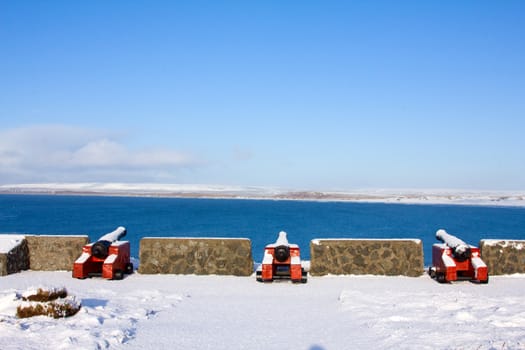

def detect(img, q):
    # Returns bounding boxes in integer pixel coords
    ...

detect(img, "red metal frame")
[431,243,488,283]
[73,241,131,280]
[260,245,304,282]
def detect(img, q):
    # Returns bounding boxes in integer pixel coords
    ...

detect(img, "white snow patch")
[110,241,129,247]
[1,272,525,349]
[0,273,183,350]
[98,227,126,243]
[312,238,422,242]
[20,286,66,299]
[144,236,249,240]
[482,240,525,250]
[0,235,25,254]
[338,278,525,349]
[275,231,289,245]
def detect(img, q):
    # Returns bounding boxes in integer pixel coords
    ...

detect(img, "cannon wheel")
[125,263,133,274]
[301,268,307,283]
[436,272,447,283]
[428,266,436,279]
[292,268,308,284]
[113,270,124,280]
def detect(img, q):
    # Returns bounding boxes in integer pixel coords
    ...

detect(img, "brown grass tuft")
[21,287,68,302]
[16,298,81,318]
[16,287,81,318]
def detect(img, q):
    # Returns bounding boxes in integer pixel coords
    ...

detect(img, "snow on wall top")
[142,237,251,241]
[0,235,26,254]
[311,238,422,245]
[482,239,525,250]
[25,235,87,238]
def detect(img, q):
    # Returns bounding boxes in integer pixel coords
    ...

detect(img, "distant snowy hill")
[1,183,524,207]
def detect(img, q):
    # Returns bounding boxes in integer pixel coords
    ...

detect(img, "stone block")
[480,239,525,275]
[139,237,253,276]
[310,238,424,277]
[0,235,29,276]
[25,235,89,271]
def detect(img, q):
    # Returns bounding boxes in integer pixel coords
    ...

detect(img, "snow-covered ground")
[1,270,524,350]
[1,183,525,207]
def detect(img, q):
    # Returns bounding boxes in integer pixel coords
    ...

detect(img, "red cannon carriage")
[429,229,488,283]
[73,226,133,280]
[256,231,307,283]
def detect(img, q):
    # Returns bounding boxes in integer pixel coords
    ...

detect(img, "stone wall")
[0,236,30,276]
[480,239,525,275]
[139,237,253,276]
[310,239,424,277]
[25,235,89,271]
[2,234,522,276]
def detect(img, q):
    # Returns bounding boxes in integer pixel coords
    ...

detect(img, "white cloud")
[0,125,199,183]
[70,139,129,167]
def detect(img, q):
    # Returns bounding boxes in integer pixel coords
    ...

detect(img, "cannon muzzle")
[436,229,471,261]
[91,226,127,259]
[273,231,291,262]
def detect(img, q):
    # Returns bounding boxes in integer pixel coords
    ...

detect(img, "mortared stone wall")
[25,235,89,271]
[310,238,424,277]
[138,237,254,276]
[480,239,525,275]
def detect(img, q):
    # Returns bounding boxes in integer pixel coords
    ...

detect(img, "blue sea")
[1,194,524,266]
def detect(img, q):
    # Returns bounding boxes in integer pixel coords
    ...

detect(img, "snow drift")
[1,271,524,349]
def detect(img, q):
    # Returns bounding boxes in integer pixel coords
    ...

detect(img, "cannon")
[73,226,133,280]
[429,229,488,283]
[256,231,307,283]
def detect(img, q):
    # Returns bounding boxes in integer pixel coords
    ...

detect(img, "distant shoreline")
[1,183,524,207]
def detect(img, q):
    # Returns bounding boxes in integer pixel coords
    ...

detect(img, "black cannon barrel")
[436,229,471,261]
[273,231,291,262]
[91,226,127,259]
[91,240,111,259]
[98,226,127,242]
[274,245,290,262]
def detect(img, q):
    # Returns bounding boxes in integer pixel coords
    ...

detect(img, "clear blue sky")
[1,1,524,190]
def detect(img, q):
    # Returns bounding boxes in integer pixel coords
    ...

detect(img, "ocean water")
[1,194,524,266]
